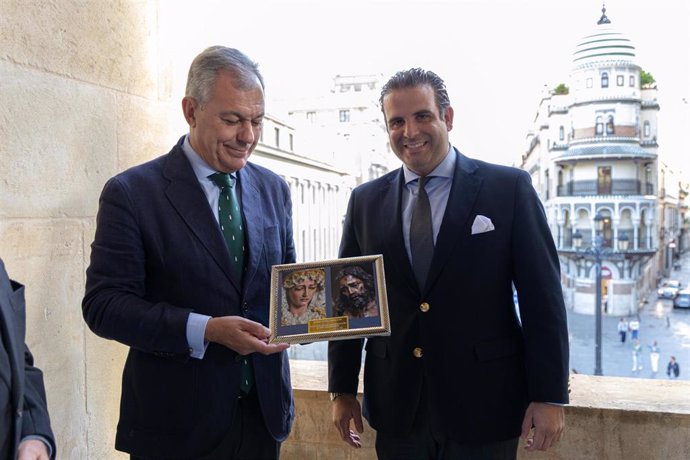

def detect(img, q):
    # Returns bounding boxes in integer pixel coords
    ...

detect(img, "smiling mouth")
[404,140,427,149]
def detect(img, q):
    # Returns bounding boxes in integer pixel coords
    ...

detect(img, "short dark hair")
[335,265,375,294]
[185,46,264,105]
[379,68,450,117]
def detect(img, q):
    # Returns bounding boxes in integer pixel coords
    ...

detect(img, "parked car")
[658,280,682,299]
[674,289,690,309]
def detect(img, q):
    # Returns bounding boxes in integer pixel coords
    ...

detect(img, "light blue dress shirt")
[401,144,456,263]
[181,135,240,359]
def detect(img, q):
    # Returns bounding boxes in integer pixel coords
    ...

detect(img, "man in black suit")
[328,68,569,459]
[1,257,55,460]
[83,46,294,459]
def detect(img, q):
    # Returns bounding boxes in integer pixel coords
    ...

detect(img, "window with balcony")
[629,75,635,87]
[606,115,614,135]
[274,127,280,148]
[339,110,350,123]
[601,72,609,88]
[643,120,651,138]
[595,116,604,135]
[559,126,564,141]
[598,166,612,195]
[617,75,624,86]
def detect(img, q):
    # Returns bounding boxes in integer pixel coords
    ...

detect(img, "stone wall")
[286,361,690,460]
[1,1,179,457]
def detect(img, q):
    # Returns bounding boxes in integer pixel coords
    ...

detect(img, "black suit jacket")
[83,138,295,458]
[328,149,569,444]
[0,258,56,459]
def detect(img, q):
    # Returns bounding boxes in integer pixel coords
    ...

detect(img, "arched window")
[559,126,564,141]
[601,72,609,88]
[595,116,604,135]
[643,120,651,138]
[606,115,614,135]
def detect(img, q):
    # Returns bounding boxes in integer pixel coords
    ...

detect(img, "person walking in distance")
[631,339,643,373]
[617,317,628,344]
[648,340,661,376]
[667,356,680,379]
[629,317,640,340]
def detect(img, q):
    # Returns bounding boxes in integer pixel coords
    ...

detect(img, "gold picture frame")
[269,255,390,344]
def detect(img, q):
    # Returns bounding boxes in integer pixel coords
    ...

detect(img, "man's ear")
[444,106,454,131]
[182,97,198,128]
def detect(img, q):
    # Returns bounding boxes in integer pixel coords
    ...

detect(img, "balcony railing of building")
[557,180,654,197]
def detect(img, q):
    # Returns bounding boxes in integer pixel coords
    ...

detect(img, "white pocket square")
[471,215,495,235]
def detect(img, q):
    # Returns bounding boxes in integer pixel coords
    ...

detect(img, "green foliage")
[640,70,656,88]
[554,83,569,95]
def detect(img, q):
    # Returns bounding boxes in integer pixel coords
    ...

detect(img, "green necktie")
[209,172,253,393]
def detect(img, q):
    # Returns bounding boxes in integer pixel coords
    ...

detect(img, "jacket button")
[420,302,430,312]
[413,347,423,358]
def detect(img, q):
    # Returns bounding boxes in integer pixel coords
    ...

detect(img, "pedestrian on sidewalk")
[667,356,680,379]
[648,341,661,376]
[631,339,643,373]
[629,318,640,340]
[617,317,628,343]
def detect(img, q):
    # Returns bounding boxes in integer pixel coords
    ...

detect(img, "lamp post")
[573,212,607,376]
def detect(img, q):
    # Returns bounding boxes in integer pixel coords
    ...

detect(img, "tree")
[554,83,569,95]
[640,70,656,88]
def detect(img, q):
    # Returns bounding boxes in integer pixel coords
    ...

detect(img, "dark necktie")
[209,172,253,393]
[209,173,245,281]
[410,176,434,290]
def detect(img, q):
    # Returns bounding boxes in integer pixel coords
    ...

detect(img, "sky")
[163,0,689,169]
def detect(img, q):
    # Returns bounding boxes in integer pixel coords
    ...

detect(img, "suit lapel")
[425,149,482,293]
[163,146,240,292]
[384,169,419,295]
[237,166,264,295]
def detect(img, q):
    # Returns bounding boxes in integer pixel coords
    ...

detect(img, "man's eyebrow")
[218,110,265,120]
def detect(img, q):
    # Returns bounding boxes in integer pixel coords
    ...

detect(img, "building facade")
[285,74,400,185]
[251,114,355,263]
[521,8,660,316]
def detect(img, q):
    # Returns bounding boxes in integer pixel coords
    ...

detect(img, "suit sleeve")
[328,190,365,395]
[82,177,191,356]
[21,345,56,459]
[511,172,569,404]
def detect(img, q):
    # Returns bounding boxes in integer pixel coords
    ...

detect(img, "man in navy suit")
[83,46,294,459]
[1,257,55,460]
[328,68,569,459]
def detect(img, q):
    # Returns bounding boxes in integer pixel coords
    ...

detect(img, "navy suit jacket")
[328,149,569,444]
[0,258,55,459]
[83,138,295,458]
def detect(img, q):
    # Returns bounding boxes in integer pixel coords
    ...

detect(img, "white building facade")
[251,114,355,262]
[286,74,400,185]
[521,8,660,316]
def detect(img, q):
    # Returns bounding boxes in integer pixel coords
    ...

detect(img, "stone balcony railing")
[284,360,690,460]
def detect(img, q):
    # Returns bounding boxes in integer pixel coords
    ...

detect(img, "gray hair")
[379,68,450,117]
[185,46,264,105]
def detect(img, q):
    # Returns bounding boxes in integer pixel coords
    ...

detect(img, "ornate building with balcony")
[521,7,659,316]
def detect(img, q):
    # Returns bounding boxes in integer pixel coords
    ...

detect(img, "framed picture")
[269,255,390,344]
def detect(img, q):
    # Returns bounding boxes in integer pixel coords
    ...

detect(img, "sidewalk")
[567,249,690,380]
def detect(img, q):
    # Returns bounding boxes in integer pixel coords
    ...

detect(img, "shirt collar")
[181,135,237,181]
[403,144,456,185]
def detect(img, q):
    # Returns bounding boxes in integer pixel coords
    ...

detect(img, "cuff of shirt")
[187,312,211,359]
[20,435,53,459]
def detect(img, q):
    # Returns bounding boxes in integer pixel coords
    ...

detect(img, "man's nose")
[403,120,419,138]
[237,121,255,145]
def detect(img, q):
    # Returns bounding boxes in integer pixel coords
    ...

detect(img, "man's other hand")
[18,439,50,460]
[205,316,289,355]
[521,402,565,452]
[332,394,364,448]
